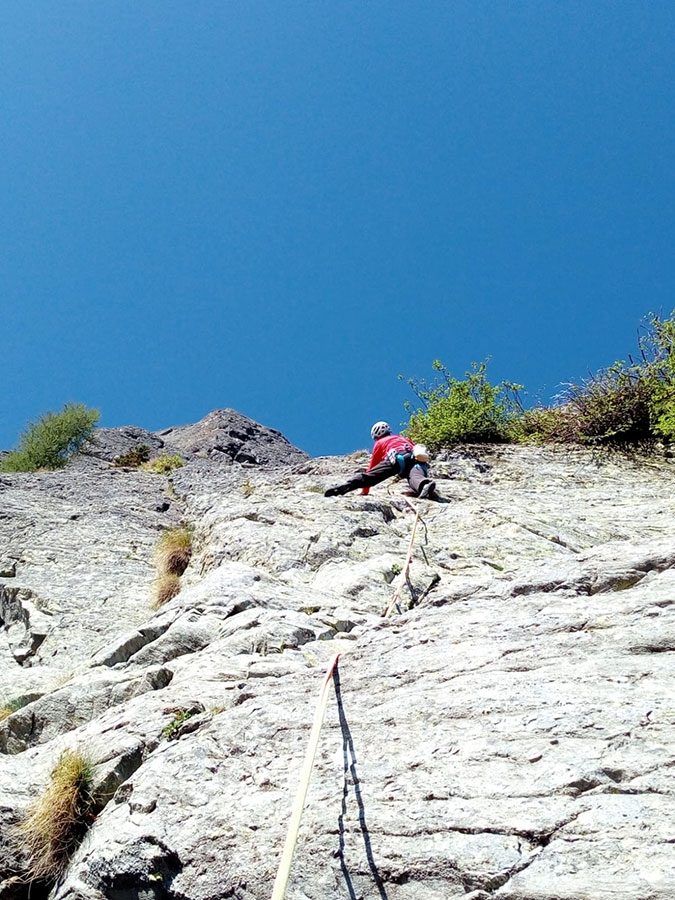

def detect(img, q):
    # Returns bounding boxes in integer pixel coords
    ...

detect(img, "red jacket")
[362,434,414,494]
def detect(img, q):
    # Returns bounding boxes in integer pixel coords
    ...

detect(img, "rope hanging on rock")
[272,497,426,895]
[383,500,422,618]
[270,652,341,900]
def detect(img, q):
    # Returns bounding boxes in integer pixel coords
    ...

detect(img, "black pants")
[340,456,429,495]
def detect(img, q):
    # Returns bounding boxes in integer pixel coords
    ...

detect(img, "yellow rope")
[270,652,341,900]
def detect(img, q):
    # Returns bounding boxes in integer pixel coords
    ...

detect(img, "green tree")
[1,403,100,472]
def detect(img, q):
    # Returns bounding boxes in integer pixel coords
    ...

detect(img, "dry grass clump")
[142,454,184,474]
[154,572,181,608]
[152,525,194,607]
[113,444,151,468]
[156,526,193,576]
[16,750,94,882]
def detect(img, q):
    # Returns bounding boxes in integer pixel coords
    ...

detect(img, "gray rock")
[0,561,16,578]
[154,408,309,467]
[1,440,675,900]
[82,425,174,464]
[0,665,172,753]
[0,464,182,700]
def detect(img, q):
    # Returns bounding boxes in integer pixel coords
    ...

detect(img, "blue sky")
[1,1,674,457]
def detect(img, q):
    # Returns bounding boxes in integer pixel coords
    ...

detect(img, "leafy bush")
[403,313,675,450]
[113,444,151,468]
[402,360,523,450]
[1,404,100,472]
[142,454,184,474]
[156,526,193,577]
[651,385,675,441]
[16,749,94,882]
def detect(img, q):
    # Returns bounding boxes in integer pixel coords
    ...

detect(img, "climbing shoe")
[325,485,347,497]
[418,480,437,500]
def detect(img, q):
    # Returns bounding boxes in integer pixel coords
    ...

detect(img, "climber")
[324,421,439,499]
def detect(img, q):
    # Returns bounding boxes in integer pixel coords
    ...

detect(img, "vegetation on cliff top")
[0,403,99,472]
[3,313,674,466]
[403,311,675,450]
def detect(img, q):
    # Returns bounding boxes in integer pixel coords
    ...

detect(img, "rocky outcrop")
[82,410,308,469]
[82,426,172,464]
[1,424,674,900]
[154,408,309,467]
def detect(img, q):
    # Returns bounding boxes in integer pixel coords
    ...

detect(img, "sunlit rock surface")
[1,423,674,900]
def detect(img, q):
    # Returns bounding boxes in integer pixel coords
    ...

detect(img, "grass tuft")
[156,526,193,577]
[162,708,200,740]
[154,572,181,607]
[142,455,184,474]
[16,750,94,882]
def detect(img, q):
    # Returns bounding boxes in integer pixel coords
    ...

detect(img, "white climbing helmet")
[370,421,392,440]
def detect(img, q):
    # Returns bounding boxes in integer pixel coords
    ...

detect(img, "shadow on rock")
[333,666,389,900]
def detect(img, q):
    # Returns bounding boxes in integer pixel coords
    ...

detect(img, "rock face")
[82,410,309,468]
[82,426,171,464]
[1,423,674,900]
[154,408,310,467]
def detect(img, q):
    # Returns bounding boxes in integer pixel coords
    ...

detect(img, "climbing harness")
[271,652,341,900]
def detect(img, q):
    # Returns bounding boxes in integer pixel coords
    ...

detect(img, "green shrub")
[644,311,675,440]
[651,384,675,441]
[16,749,94,882]
[402,360,523,450]
[1,404,100,472]
[402,312,675,451]
[142,454,184,474]
[113,444,151,468]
